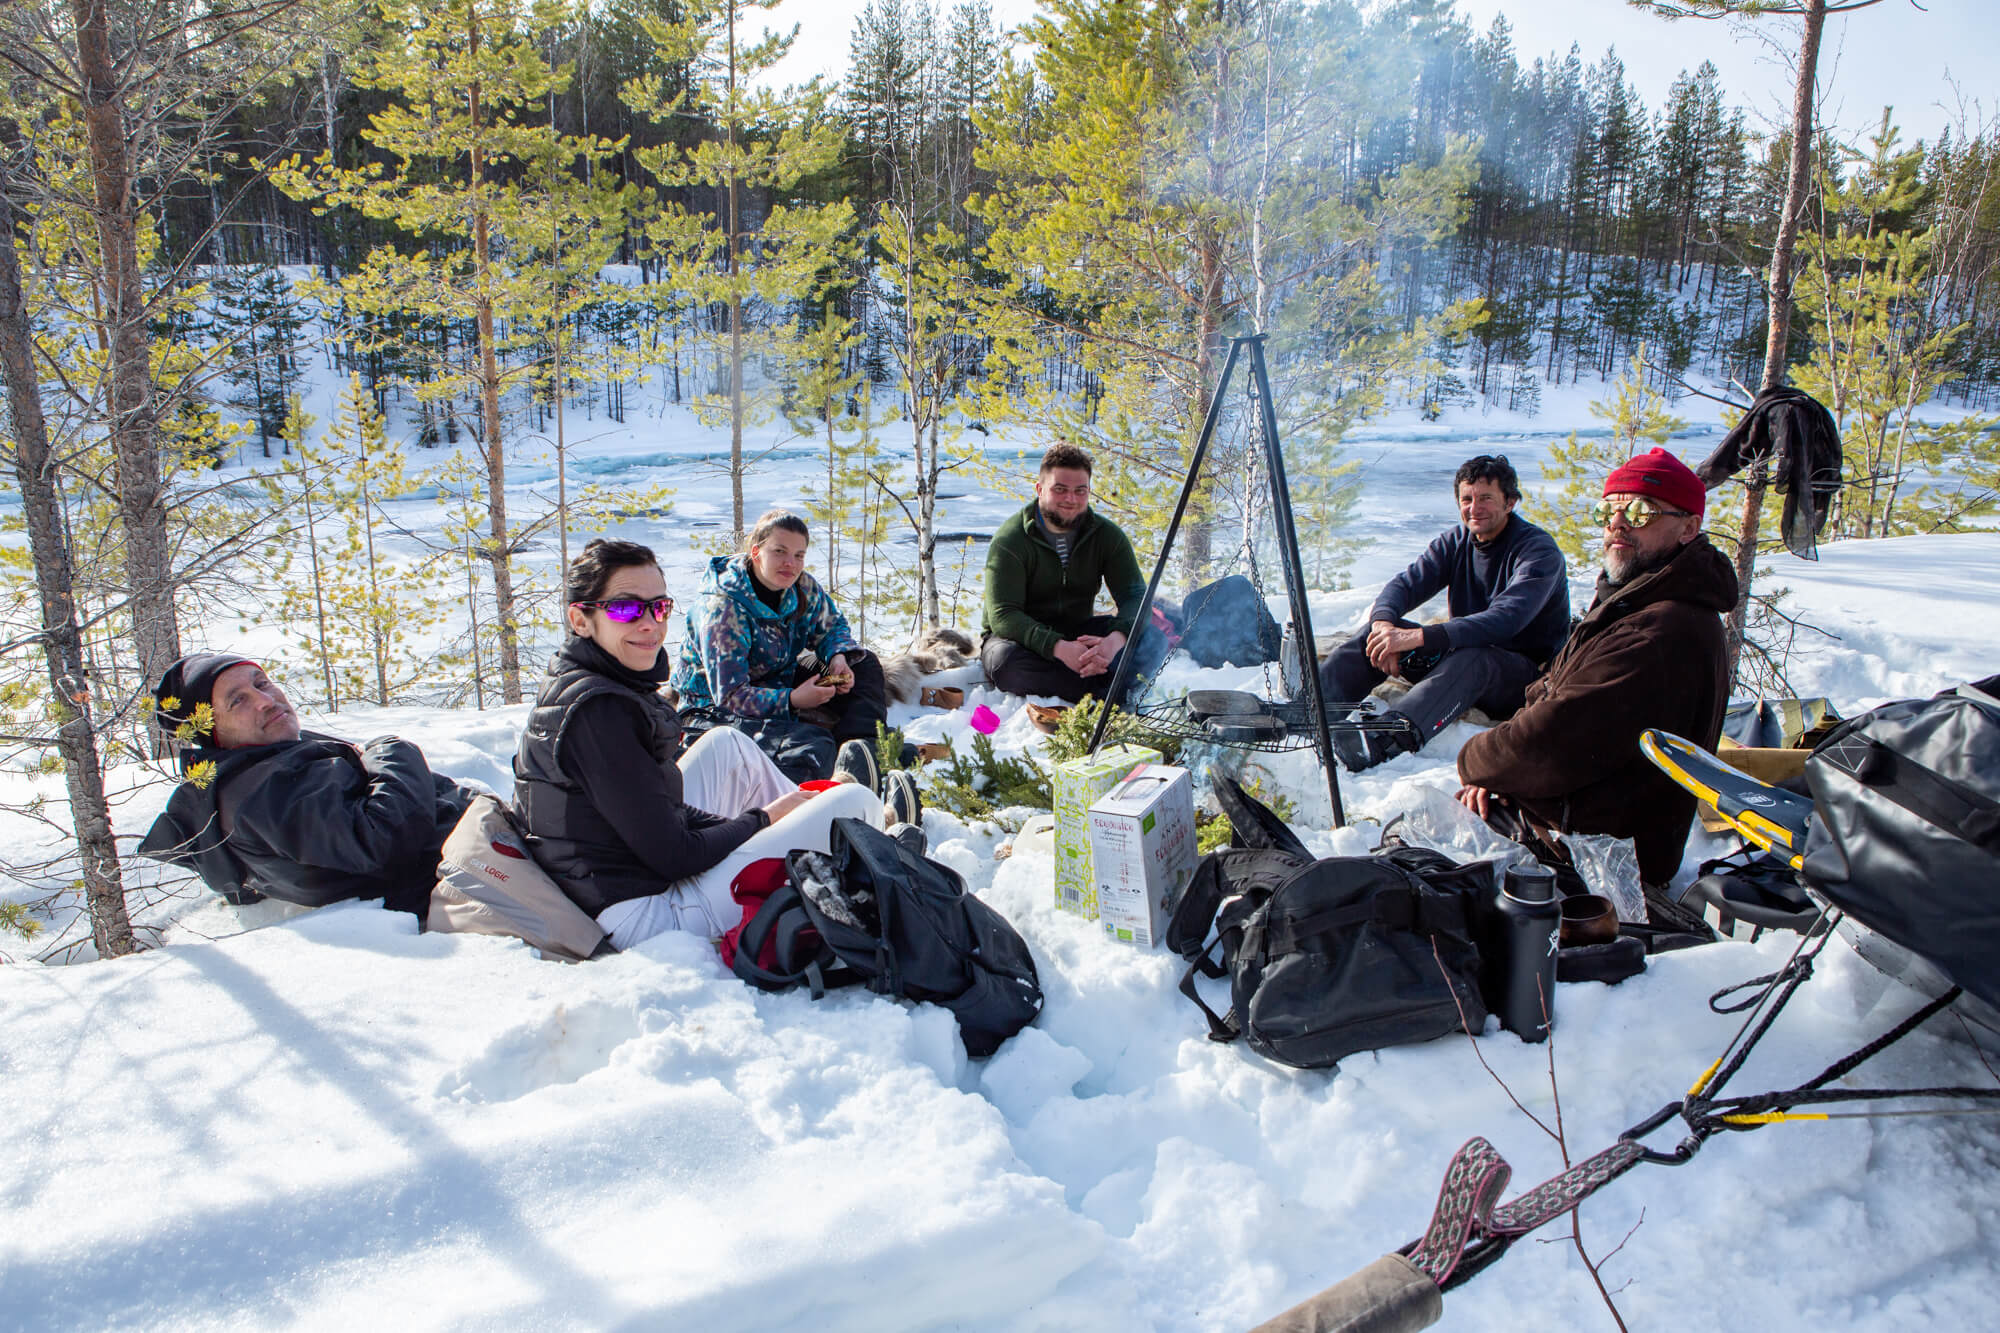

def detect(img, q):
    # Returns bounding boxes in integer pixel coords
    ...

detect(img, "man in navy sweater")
[1321,454,1570,771]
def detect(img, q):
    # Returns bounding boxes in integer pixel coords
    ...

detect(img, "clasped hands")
[1054,631,1125,678]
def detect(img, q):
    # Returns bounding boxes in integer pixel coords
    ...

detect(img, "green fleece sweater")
[981,500,1145,659]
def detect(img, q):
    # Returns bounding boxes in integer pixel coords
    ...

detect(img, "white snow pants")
[595,726,884,948]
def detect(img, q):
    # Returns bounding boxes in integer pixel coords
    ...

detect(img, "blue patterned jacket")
[673,555,862,717]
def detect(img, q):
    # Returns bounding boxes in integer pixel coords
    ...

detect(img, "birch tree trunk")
[1182,38,1233,586]
[921,416,940,628]
[726,2,745,541]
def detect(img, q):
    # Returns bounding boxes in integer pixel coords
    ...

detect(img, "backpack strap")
[771,909,829,994]
[821,817,905,997]
[1179,954,1242,1043]
[1214,774,1312,859]
[729,883,834,994]
[1167,855,1230,963]
[1261,896,1389,957]
[1172,863,1246,1040]
[868,844,902,998]
[1172,849,1310,1043]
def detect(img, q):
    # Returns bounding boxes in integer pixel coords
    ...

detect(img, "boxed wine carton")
[1051,743,1161,918]
[1087,764,1197,948]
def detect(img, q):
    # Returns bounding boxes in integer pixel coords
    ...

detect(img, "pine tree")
[938,1,1001,225]
[212,261,308,456]
[871,208,987,631]
[786,299,885,633]
[275,0,630,704]
[8,100,257,719]
[845,0,927,200]
[1588,52,1650,270]
[1795,114,2000,537]
[973,0,1477,590]
[2,1,322,751]
[19,0,185,706]
[1541,48,1597,387]
[1654,63,1717,291]
[325,378,456,704]
[1628,0,1896,678]
[270,400,340,708]
[622,0,854,543]
[0,147,133,958]
[513,131,643,576]
[426,450,522,710]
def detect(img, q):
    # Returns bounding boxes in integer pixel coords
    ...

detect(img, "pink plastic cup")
[969,704,1000,735]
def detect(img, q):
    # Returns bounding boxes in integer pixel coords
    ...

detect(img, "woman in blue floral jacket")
[674,511,888,782]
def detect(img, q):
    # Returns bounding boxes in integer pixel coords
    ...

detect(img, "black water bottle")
[1496,864,1561,1043]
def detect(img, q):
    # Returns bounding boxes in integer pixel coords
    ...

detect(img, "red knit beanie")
[1604,447,1705,519]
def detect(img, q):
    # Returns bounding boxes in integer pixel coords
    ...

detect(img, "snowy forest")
[6,6,2000,1327]
[2,0,1998,961]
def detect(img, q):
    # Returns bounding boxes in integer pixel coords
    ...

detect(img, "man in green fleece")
[980,442,1158,704]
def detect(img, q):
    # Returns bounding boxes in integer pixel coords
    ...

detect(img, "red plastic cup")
[799,779,841,792]
[969,704,1000,734]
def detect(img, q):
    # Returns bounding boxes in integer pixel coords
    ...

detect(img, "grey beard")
[1604,542,1677,587]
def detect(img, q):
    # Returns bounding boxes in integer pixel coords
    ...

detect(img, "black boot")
[1334,708,1419,773]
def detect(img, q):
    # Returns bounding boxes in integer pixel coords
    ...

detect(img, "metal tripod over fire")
[1084,333,1352,827]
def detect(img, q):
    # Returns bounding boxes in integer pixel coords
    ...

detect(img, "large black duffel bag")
[1169,844,1489,1071]
[1803,676,2000,1013]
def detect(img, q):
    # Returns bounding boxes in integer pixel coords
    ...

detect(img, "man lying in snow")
[138,653,478,916]
[1455,448,1736,911]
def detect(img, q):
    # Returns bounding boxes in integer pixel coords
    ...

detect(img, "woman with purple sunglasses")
[511,539,882,947]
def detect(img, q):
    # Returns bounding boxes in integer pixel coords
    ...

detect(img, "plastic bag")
[1561,833,1646,923]
[1378,785,1541,877]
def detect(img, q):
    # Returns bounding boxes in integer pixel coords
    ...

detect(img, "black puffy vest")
[513,643,685,916]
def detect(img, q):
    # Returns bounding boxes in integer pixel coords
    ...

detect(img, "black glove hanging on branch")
[1695,386,1843,560]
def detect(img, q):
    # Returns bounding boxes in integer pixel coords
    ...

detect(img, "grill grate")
[1134,696,1420,755]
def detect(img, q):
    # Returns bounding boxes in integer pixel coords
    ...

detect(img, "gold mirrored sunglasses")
[1592,497,1690,528]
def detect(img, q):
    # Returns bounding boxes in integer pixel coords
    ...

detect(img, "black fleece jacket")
[138,732,476,916]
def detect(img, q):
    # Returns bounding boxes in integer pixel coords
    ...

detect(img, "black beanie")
[153,652,258,731]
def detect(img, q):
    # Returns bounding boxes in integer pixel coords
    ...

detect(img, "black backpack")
[729,818,1044,1058]
[1803,676,2000,1013]
[1166,783,1489,1071]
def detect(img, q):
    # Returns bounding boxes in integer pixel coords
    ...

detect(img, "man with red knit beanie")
[1456,448,1736,918]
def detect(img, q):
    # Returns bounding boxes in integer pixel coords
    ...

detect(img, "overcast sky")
[768,0,1996,146]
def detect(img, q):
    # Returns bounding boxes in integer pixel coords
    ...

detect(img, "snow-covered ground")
[5,350,1999,1329]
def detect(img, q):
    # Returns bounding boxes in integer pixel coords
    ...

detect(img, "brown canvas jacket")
[1457,533,1738,883]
